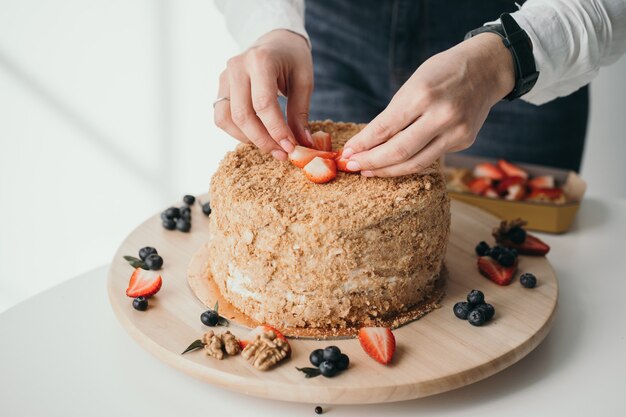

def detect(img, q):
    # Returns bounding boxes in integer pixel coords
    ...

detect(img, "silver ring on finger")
[212,96,230,108]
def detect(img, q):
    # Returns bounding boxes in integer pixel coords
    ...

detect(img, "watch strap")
[465,13,539,100]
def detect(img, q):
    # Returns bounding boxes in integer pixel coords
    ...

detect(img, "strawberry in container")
[451,158,570,205]
[443,154,587,233]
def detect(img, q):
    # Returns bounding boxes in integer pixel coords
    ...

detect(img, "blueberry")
[183,194,195,205]
[176,218,191,233]
[468,309,486,326]
[336,353,350,371]
[309,349,324,367]
[508,227,527,244]
[489,245,503,260]
[510,248,519,258]
[202,202,212,216]
[520,272,537,288]
[319,360,338,377]
[160,212,170,221]
[164,207,180,219]
[144,253,163,270]
[133,296,148,311]
[453,301,470,319]
[201,310,219,326]
[498,251,516,267]
[477,303,495,321]
[314,406,323,415]
[180,206,191,221]
[467,290,485,306]
[162,218,176,230]
[475,241,490,256]
[322,346,342,362]
[138,246,157,261]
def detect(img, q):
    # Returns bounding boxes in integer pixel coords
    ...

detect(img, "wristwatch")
[465,13,539,101]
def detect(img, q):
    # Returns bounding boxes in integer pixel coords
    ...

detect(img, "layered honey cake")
[206,120,450,334]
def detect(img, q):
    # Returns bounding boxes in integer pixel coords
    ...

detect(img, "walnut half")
[202,330,224,359]
[201,330,241,360]
[222,330,242,356]
[241,330,290,371]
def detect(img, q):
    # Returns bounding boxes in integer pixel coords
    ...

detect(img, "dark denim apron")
[304,0,588,171]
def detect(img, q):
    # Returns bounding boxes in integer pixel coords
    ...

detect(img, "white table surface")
[1,197,625,416]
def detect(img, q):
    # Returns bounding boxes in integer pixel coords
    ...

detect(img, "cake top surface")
[210,120,446,229]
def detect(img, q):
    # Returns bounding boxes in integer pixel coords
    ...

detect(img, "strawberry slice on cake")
[303,156,337,184]
[310,131,332,152]
[335,148,360,173]
[288,146,337,168]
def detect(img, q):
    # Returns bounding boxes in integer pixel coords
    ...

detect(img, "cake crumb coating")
[207,120,450,330]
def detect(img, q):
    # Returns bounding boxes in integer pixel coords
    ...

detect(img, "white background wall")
[1,0,625,313]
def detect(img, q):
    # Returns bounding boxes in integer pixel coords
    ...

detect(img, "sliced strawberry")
[482,186,499,199]
[126,268,162,298]
[526,187,566,203]
[303,156,337,184]
[504,183,526,201]
[496,176,526,195]
[239,325,290,351]
[497,159,529,180]
[502,234,550,256]
[358,327,396,365]
[288,146,337,168]
[310,131,332,152]
[468,177,491,195]
[335,148,359,173]
[477,256,517,286]
[335,158,354,173]
[473,162,505,181]
[528,175,555,189]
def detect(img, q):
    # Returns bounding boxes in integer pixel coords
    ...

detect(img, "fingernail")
[346,161,360,171]
[342,147,354,159]
[361,170,375,177]
[280,139,294,153]
[303,128,313,147]
[271,150,287,161]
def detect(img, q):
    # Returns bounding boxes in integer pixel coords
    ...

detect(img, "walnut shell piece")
[241,330,290,371]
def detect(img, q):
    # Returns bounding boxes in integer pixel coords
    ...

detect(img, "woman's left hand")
[341,33,516,177]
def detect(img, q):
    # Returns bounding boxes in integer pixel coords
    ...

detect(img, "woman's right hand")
[214,29,313,161]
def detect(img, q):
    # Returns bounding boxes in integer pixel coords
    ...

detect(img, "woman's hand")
[342,33,516,177]
[214,29,313,161]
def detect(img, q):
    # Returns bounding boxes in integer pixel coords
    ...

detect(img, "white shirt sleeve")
[214,0,310,50]
[509,0,626,105]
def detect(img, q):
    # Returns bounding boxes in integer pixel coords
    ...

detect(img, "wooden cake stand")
[107,198,557,404]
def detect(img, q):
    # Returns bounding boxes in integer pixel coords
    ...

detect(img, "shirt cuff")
[508,7,570,106]
[483,5,586,106]
[226,2,310,50]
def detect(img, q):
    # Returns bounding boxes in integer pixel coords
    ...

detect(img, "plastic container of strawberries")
[443,154,587,234]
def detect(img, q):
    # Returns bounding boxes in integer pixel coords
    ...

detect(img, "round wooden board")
[107,198,557,405]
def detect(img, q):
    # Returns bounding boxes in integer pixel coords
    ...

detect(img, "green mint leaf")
[123,255,147,270]
[181,339,205,355]
[296,367,321,378]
